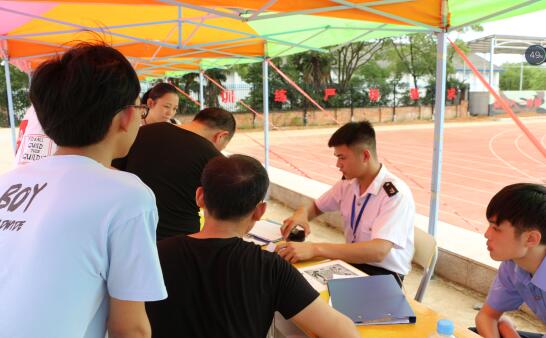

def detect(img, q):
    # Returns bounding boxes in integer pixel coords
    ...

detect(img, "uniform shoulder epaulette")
[383,182,398,197]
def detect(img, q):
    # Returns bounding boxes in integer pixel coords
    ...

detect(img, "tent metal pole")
[3,57,17,154]
[0,20,178,40]
[0,6,180,49]
[199,70,204,110]
[428,31,447,237]
[262,58,270,172]
[178,5,183,48]
[519,60,524,91]
[330,0,440,31]
[488,37,495,116]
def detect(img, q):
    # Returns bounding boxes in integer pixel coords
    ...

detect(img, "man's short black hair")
[201,154,269,221]
[328,121,377,157]
[194,108,236,139]
[29,42,140,147]
[487,183,546,244]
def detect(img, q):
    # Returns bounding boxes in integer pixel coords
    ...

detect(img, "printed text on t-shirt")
[0,183,48,213]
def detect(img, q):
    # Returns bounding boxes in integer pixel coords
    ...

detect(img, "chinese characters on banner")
[221,90,235,104]
[323,88,336,101]
[526,97,542,108]
[447,87,457,101]
[410,88,420,101]
[274,89,288,103]
[369,88,380,102]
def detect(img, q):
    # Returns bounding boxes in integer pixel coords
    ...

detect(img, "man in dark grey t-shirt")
[113,108,236,240]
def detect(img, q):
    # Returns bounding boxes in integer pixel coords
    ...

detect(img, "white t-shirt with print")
[315,165,415,275]
[0,155,167,338]
[14,106,57,166]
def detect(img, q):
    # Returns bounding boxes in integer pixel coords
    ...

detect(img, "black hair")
[487,183,546,244]
[29,42,140,147]
[201,154,269,221]
[328,121,377,157]
[193,107,236,139]
[142,82,178,104]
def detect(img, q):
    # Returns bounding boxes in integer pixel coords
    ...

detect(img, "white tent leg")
[428,31,447,237]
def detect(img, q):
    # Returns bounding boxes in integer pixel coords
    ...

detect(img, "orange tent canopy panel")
[14,0,444,27]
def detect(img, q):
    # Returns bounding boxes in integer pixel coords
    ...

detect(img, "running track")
[226,118,546,234]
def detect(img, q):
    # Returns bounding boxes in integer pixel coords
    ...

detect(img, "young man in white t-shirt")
[0,43,167,338]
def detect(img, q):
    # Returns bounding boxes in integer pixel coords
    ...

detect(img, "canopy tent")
[2,0,546,237]
[0,1,432,76]
[10,0,546,30]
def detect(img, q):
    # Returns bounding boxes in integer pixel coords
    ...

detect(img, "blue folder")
[327,275,416,325]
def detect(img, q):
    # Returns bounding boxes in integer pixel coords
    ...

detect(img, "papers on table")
[297,259,367,292]
[243,219,283,245]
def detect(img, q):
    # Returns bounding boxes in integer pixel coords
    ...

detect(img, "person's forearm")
[316,313,359,338]
[475,312,501,338]
[497,318,520,338]
[313,241,388,264]
[108,322,151,338]
[294,202,321,222]
[108,328,151,338]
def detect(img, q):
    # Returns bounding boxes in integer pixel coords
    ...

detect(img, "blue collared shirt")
[487,258,546,326]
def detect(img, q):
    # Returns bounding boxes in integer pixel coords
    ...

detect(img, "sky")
[454,9,546,65]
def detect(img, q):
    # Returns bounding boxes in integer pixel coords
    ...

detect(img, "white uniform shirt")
[0,155,167,338]
[315,165,415,275]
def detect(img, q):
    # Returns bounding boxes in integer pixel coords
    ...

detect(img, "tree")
[169,73,200,115]
[203,69,226,108]
[357,60,392,104]
[330,40,386,94]
[289,51,332,92]
[499,63,546,90]
[389,34,436,92]
[235,57,302,112]
[389,33,469,106]
[0,64,30,127]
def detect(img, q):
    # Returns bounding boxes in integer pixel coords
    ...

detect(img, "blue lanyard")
[351,193,371,242]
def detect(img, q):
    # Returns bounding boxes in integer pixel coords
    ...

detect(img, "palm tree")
[290,51,333,93]
[204,69,227,108]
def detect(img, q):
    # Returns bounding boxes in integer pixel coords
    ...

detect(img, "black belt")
[350,263,404,287]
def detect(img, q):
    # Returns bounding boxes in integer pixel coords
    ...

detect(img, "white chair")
[412,227,438,302]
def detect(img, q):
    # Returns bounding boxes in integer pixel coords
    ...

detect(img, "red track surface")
[226,119,546,234]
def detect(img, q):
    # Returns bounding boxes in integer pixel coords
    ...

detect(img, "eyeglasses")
[116,104,149,120]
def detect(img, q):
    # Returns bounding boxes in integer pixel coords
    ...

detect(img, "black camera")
[287,224,306,242]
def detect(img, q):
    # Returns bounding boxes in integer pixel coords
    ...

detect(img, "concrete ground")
[263,199,546,334]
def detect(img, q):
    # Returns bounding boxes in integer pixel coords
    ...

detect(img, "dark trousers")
[351,263,405,287]
[469,327,543,338]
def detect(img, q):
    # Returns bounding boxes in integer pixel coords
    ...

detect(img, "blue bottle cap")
[437,319,455,336]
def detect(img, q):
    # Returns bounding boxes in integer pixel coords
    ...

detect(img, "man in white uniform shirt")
[0,43,167,338]
[278,121,415,284]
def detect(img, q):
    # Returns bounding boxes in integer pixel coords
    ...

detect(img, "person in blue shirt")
[475,183,546,338]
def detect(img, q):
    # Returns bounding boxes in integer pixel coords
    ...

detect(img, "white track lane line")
[489,129,542,182]
[514,134,546,165]
[377,144,533,182]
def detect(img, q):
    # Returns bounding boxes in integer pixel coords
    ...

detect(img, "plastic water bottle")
[429,319,456,338]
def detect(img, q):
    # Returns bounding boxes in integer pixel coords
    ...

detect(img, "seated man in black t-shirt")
[146,155,359,338]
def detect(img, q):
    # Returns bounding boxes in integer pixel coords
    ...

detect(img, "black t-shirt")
[112,123,221,240]
[146,236,319,338]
